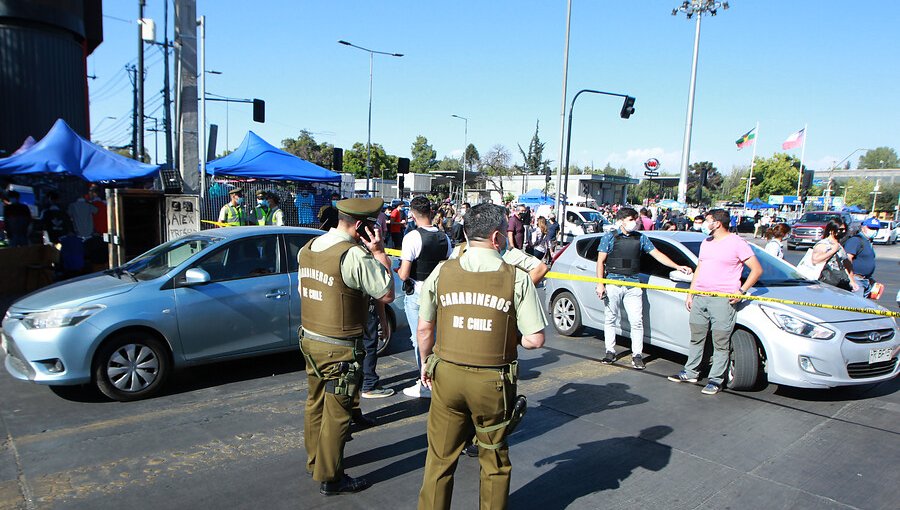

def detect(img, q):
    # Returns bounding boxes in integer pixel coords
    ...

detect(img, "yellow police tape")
[382,246,898,318]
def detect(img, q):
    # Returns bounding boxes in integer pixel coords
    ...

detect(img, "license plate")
[869,347,892,364]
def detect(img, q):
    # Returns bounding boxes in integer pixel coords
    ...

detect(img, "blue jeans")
[404,287,422,370]
[852,276,872,297]
[361,299,381,392]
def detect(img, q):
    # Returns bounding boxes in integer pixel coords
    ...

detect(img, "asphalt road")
[1,286,898,509]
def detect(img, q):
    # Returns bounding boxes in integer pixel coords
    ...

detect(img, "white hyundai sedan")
[546,231,899,390]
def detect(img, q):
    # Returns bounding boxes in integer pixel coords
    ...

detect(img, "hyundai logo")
[868,331,882,342]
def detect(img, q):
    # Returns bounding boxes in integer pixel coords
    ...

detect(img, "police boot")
[351,409,376,429]
[461,443,479,458]
[320,474,371,496]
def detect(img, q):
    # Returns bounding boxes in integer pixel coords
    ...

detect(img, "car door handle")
[265,290,288,299]
[575,264,590,271]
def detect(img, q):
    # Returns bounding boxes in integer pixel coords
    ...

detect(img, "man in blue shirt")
[843,217,879,296]
[596,207,692,369]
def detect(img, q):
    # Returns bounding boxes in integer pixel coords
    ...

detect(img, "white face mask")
[621,220,637,233]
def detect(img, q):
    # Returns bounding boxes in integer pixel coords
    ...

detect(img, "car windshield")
[118,235,219,281]
[681,241,811,287]
[580,211,604,223]
[798,213,840,223]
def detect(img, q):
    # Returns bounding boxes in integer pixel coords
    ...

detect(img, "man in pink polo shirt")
[668,209,763,395]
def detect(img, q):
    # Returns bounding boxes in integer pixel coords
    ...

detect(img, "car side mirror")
[185,268,211,285]
[669,270,693,283]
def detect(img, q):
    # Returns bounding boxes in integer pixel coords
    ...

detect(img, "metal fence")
[200,178,341,229]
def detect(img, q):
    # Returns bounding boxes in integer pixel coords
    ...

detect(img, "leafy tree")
[687,161,721,205]
[517,121,552,176]
[719,166,752,202]
[281,130,334,168]
[743,153,803,200]
[858,147,899,169]
[480,144,513,198]
[435,156,462,173]
[840,178,900,211]
[591,163,628,176]
[410,135,437,173]
[343,142,397,179]
[464,143,480,171]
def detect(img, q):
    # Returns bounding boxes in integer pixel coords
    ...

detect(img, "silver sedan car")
[1,227,405,401]
[546,231,899,390]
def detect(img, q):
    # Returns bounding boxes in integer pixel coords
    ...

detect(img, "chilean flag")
[782,129,805,150]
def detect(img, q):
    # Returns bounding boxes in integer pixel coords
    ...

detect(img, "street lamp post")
[339,40,403,196]
[672,0,729,204]
[451,114,468,203]
[824,148,869,210]
[562,89,635,242]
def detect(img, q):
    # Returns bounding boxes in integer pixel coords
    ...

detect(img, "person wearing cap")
[218,188,247,226]
[297,197,394,495]
[266,193,285,226]
[250,190,273,226]
[843,217,880,296]
[416,203,546,509]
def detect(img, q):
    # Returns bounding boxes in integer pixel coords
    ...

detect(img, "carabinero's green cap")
[337,197,384,222]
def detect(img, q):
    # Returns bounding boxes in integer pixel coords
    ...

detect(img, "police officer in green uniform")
[297,197,394,495]
[416,203,547,510]
[251,190,273,226]
[218,188,247,226]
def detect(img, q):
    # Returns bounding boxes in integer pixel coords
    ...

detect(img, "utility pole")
[130,65,138,160]
[162,0,173,167]
[137,0,145,163]
[175,0,199,194]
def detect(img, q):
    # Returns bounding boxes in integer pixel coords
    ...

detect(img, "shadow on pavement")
[774,375,899,401]
[518,349,561,381]
[512,382,648,445]
[345,432,429,484]
[510,425,673,509]
[367,397,432,427]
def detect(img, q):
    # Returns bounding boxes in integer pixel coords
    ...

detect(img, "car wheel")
[376,306,396,355]
[728,329,761,391]
[551,291,584,336]
[93,332,171,402]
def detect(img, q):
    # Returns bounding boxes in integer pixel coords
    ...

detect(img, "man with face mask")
[843,217,879,296]
[669,209,763,395]
[318,192,341,231]
[596,207,692,369]
[297,197,394,495]
[507,204,528,250]
[416,203,546,509]
[218,188,247,226]
[251,190,273,225]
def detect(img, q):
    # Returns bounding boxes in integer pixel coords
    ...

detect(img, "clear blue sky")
[88,1,900,177]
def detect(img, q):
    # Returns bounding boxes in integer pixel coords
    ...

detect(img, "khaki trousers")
[301,336,362,483]
[418,360,516,510]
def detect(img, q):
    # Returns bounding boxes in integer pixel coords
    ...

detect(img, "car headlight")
[760,305,834,340]
[22,305,105,329]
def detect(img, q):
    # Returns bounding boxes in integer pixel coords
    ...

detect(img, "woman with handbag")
[797,219,858,292]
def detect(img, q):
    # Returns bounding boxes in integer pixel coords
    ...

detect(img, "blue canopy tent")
[517,188,554,206]
[0,119,160,182]
[206,131,340,182]
[745,198,777,210]
[842,204,866,213]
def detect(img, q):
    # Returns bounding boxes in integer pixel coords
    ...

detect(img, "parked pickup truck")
[787,211,858,250]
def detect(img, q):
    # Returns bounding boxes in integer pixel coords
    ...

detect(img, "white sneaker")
[402,381,421,397]
[402,381,432,399]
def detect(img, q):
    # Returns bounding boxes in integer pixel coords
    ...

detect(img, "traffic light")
[700,167,709,188]
[332,147,343,172]
[398,157,410,174]
[252,99,265,123]
[398,175,405,192]
[620,96,636,119]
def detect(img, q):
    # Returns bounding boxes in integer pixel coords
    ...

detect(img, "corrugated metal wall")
[0,0,101,157]
[0,22,87,155]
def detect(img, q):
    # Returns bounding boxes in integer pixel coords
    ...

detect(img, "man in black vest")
[399,196,452,398]
[596,207,692,369]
